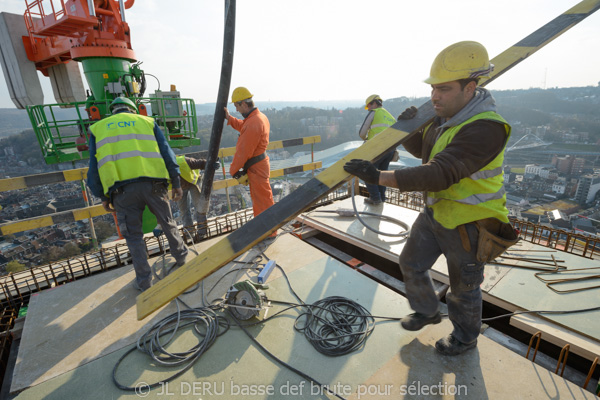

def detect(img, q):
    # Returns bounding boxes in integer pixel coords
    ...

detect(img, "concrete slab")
[488,262,600,341]
[11,233,595,399]
[298,197,600,359]
[297,197,513,295]
[48,62,86,105]
[0,12,43,108]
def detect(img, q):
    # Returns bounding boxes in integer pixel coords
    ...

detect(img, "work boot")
[400,312,441,331]
[131,279,150,292]
[435,334,477,356]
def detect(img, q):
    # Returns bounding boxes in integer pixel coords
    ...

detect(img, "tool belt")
[458,218,520,263]
[232,152,266,179]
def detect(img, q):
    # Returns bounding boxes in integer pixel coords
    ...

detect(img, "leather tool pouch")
[475,218,519,262]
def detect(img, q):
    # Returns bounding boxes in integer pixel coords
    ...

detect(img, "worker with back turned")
[87,96,189,292]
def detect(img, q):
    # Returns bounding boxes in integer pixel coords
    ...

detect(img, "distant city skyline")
[0,0,599,109]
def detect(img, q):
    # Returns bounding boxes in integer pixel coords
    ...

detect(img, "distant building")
[575,174,600,204]
[552,155,585,175]
[524,164,553,179]
[552,178,566,194]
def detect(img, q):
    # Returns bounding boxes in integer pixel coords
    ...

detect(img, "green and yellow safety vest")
[176,155,200,184]
[426,111,511,229]
[367,108,396,140]
[90,113,169,196]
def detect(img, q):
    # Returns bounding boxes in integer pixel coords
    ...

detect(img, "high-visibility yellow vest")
[367,107,396,140]
[426,111,511,229]
[176,155,200,184]
[90,113,169,196]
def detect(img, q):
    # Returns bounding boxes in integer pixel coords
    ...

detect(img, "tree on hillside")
[95,220,116,242]
[6,260,26,274]
[63,242,81,258]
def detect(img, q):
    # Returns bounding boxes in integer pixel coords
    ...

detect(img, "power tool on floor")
[225,280,271,320]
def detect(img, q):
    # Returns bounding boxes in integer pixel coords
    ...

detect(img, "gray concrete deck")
[10,232,596,399]
[297,197,600,361]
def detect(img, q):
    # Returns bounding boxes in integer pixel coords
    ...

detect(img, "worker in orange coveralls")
[224,87,275,217]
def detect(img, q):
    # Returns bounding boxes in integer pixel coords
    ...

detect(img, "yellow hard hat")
[231,87,253,103]
[424,41,494,85]
[365,94,381,110]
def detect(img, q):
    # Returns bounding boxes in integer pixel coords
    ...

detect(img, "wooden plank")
[0,137,321,193]
[510,313,600,362]
[217,135,321,158]
[137,0,600,320]
[212,161,322,190]
[0,168,89,192]
[0,205,105,235]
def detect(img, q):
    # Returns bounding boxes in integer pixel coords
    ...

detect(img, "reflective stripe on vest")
[90,113,169,196]
[176,155,200,184]
[367,107,396,140]
[425,111,511,229]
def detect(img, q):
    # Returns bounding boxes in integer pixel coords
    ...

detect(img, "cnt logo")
[107,121,136,130]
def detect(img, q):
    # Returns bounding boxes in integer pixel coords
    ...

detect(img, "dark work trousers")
[365,150,395,202]
[177,184,202,228]
[399,207,484,344]
[113,181,188,290]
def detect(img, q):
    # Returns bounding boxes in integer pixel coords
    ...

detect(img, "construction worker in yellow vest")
[174,155,218,229]
[344,41,517,356]
[87,97,189,292]
[358,95,396,205]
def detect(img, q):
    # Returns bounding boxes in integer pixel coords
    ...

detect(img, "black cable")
[112,228,402,396]
[112,305,229,391]
[482,305,600,322]
[228,308,348,400]
[294,296,375,356]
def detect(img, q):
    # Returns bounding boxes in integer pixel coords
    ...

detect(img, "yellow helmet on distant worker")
[231,87,253,103]
[424,41,494,85]
[364,94,382,110]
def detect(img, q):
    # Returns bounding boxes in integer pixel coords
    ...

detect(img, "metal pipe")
[119,0,126,22]
[87,0,96,16]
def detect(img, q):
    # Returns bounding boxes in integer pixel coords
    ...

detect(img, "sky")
[0,0,599,109]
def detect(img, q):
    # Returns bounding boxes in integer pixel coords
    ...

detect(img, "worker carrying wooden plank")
[344,41,519,356]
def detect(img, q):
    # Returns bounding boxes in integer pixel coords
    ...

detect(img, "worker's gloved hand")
[232,170,245,180]
[172,187,183,202]
[343,159,380,185]
[398,106,418,120]
[214,157,221,169]
[101,200,115,213]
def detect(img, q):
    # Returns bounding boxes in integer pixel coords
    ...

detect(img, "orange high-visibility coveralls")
[228,108,275,216]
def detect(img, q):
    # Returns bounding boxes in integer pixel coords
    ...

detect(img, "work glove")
[343,159,380,185]
[232,169,245,180]
[172,187,183,202]
[398,106,418,120]
[213,157,221,170]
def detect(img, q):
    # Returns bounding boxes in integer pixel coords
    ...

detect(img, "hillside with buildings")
[1,85,600,272]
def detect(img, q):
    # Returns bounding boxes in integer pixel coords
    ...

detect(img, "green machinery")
[27,59,200,165]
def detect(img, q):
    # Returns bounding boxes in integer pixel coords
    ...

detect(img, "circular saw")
[225,280,270,320]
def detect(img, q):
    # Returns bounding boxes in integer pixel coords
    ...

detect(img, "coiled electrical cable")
[112,305,229,391]
[294,296,375,356]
